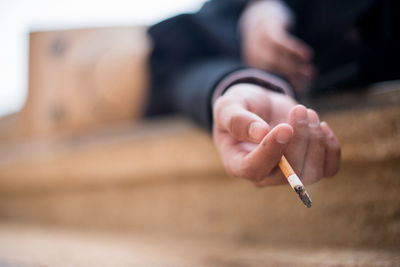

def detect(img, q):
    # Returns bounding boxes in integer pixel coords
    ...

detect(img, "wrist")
[211,68,294,107]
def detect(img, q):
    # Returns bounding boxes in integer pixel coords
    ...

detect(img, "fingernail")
[275,127,292,144]
[294,105,307,123]
[249,122,264,141]
[321,121,334,138]
[307,109,320,127]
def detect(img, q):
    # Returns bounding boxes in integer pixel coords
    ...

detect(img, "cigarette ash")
[294,185,312,208]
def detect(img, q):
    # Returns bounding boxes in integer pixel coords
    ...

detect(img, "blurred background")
[0,1,399,266]
[0,0,203,117]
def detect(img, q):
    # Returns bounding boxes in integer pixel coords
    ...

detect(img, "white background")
[0,0,204,116]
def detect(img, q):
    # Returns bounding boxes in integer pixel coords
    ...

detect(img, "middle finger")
[284,105,310,176]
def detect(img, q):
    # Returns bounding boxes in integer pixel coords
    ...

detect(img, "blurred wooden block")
[0,113,19,142]
[0,117,223,194]
[21,26,150,137]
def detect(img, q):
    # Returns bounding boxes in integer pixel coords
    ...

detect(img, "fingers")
[285,108,341,184]
[321,122,341,177]
[285,105,309,175]
[213,85,341,188]
[215,101,270,143]
[237,124,293,183]
[274,54,313,92]
[278,34,313,63]
[216,104,341,186]
[258,31,315,91]
[301,109,326,185]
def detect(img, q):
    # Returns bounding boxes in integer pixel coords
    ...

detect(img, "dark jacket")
[147,0,399,129]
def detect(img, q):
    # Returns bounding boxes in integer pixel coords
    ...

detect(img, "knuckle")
[294,128,309,141]
[228,114,244,138]
[213,98,228,123]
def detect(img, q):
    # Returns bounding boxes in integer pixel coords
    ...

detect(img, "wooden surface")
[21,26,150,137]
[0,95,399,251]
[1,105,399,193]
[0,118,222,194]
[0,223,399,267]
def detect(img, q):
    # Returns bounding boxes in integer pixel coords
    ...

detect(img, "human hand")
[240,0,315,92]
[212,83,341,186]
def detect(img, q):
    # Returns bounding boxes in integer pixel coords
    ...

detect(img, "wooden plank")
[20,26,150,137]
[0,223,399,267]
[0,107,399,249]
[0,118,223,194]
[1,103,399,195]
[0,158,399,250]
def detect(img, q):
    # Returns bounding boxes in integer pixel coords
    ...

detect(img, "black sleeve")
[168,59,247,130]
[146,0,249,130]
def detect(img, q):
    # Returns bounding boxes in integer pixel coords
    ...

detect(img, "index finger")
[236,124,293,183]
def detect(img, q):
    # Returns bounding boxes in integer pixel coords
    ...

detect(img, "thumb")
[216,104,270,143]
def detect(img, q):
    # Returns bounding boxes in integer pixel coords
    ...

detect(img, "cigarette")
[278,156,312,208]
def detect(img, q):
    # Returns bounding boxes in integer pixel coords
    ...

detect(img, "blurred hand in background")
[240,0,316,92]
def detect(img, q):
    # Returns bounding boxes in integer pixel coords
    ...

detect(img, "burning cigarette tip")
[294,185,312,208]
